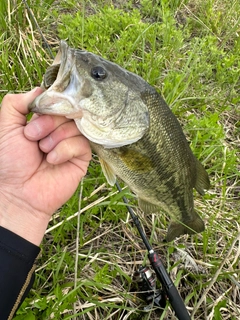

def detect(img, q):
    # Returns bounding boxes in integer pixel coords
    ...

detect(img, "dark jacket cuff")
[0,226,40,320]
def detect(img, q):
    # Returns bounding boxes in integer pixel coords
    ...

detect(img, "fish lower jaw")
[32,90,81,116]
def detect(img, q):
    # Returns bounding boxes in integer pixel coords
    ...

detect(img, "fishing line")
[23,2,191,318]
[23,0,54,59]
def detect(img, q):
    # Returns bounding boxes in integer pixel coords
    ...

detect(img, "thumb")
[0,87,44,126]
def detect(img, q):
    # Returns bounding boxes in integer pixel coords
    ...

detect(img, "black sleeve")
[0,226,40,320]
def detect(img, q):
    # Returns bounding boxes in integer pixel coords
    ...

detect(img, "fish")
[29,40,210,241]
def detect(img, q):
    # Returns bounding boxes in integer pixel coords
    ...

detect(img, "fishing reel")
[132,265,166,312]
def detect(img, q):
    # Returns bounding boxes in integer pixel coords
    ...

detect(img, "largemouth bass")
[30,41,210,241]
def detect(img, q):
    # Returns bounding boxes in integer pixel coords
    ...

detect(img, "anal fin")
[166,211,205,242]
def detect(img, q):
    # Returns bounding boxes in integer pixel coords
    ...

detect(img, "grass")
[0,0,240,319]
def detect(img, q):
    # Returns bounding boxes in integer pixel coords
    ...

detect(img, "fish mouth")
[29,41,83,116]
[43,40,70,90]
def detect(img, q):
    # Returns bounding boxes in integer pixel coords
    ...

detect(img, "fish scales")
[29,41,210,241]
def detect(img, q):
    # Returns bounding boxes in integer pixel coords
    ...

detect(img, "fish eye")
[91,66,107,81]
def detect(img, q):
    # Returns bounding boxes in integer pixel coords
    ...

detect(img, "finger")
[46,135,91,165]
[39,120,81,152]
[0,88,43,126]
[24,114,72,141]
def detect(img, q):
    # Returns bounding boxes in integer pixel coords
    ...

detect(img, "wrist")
[0,193,50,246]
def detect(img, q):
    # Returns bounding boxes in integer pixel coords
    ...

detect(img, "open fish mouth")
[29,41,84,117]
[42,41,77,93]
[43,63,60,89]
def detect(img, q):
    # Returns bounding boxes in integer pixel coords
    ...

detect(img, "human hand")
[0,88,91,245]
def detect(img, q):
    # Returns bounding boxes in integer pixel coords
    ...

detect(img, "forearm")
[0,226,40,320]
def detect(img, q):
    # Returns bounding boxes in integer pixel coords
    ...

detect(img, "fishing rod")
[115,181,191,320]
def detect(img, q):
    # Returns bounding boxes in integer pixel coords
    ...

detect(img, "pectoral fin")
[99,158,116,186]
[166,211,205,242]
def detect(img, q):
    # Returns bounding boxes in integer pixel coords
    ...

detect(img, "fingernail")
[31,87,39,93]
[39,135,54,151]
[47,150,58,163]
[25,121,41,138]
[30,87,44,96]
